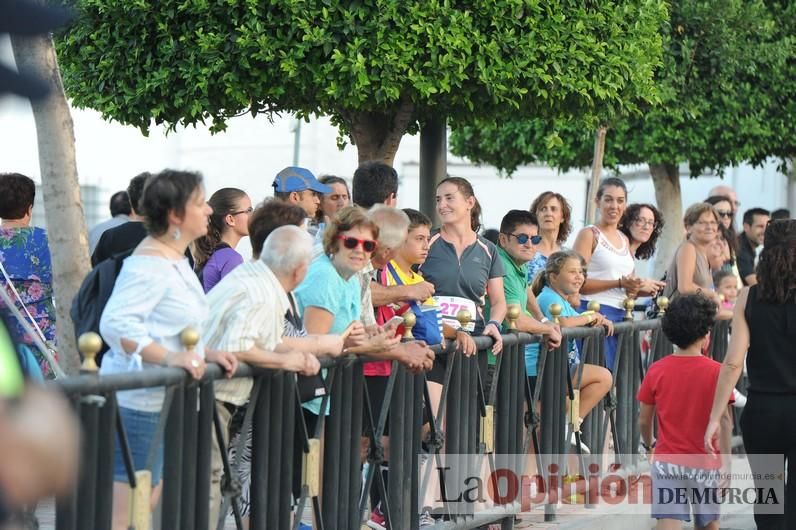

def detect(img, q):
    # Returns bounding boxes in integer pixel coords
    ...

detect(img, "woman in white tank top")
[573,178,665,371]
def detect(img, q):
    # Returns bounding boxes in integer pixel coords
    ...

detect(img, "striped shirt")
[205,260,290,406]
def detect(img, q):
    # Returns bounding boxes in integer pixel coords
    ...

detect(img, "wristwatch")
[641,440,656,451]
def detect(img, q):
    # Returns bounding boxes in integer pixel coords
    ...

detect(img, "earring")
[172,228,181,240]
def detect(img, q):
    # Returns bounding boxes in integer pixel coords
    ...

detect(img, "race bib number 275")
[433,296,477,333]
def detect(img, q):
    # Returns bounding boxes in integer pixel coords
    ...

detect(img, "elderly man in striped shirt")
[205,225,345,528]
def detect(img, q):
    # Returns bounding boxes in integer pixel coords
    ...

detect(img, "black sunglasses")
[504,233,542,245]
[338,235,377,253]
[716,210,733,219]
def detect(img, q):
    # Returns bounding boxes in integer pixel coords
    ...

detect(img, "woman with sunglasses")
[704,195,742,282]
[193,187,252,292]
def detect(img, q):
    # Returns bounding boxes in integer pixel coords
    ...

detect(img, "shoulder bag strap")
[0,260,48,343]
[0,266,63,378]
[386,263,421,311]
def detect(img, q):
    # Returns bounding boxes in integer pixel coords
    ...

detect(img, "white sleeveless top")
[582,226,635,309]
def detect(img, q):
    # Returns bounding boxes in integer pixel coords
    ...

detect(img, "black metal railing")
[50,314,737,530]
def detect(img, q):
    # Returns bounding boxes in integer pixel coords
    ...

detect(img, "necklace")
[147,237,185,258]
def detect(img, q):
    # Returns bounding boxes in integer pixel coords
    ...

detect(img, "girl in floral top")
[0,173,57,379]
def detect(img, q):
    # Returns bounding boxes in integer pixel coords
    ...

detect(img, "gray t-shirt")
[419,232,505,332]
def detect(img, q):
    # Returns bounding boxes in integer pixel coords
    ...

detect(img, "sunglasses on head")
[505,233,542,245]
[338,235,377,252]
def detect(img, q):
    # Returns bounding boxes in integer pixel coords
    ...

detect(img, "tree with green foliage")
[57,0,666,166]
[451,0,796,275]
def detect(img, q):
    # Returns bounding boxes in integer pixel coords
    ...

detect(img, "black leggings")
[740,392,796,530]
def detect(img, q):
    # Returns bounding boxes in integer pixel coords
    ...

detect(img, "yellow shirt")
[385,260,436,307]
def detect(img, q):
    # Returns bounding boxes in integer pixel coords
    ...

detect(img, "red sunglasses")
[338,235,377,253]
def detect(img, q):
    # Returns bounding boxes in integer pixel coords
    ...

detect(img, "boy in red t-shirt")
[637,293,734,530]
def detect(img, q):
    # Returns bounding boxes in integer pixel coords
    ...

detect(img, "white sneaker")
[569,431,591,454]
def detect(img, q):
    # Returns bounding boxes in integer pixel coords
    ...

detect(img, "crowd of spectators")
[0,164,793,529]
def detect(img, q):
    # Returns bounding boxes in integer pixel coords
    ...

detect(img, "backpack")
[70,249,132,364]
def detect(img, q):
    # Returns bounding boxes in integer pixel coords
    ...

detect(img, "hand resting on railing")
[164,349,207,380]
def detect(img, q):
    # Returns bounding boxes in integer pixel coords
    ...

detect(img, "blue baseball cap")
[272,166,332,194]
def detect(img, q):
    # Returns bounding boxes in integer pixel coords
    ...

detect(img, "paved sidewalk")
[33,497,756,529]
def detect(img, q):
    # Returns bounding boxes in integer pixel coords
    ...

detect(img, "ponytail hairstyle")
[194,187,248,269]
[531,250,587,296]
[438,176,482,232]
[315,175,350,224]
[756,220,796,304]
[596,177,628,200]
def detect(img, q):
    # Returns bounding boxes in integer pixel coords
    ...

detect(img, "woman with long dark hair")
[704,194,741,283]
[193,187,251,292]
[705,220,796,528]
[618,203,664,261]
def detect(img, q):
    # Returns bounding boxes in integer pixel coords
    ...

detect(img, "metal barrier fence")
[51,314,736,530]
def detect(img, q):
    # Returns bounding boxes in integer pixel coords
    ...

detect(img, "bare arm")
[674,242,702,295]
[573,227,626,295]
[572,227,595,266]
[705,288,750,453]
[526,287,544,320]
[486,276,507,326]
[515,312,553,335]
[483,277,507,354]
[370,281,434,307]
[302,306,335,335]
[120,338,170,364]
[235,346,319,374]
[639,403,655,449]
[279,334,345,357]
[719,406,733,457]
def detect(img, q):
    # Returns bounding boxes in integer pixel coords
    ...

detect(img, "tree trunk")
[787,159,796,216]
[11,32,89,375]
[347,98,415,166]
[419,116,447,224]
[585,126,608,224]
[649,163,683,280]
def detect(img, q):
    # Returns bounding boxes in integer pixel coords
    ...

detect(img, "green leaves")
[451,0,796,177]
[57,0,666,149]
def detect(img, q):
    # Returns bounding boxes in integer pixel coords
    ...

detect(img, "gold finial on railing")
[623,298,636,321]
[506,304,521,331]
[456,308,472,332]
[587,300,601,313]
[549,303,562,325]
[402,311,416,340]
[78,332,102,373]
[180,327,200,351]
[657,296,669,315]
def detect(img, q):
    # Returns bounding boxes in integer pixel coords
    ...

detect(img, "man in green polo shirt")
[485,210,561,377]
